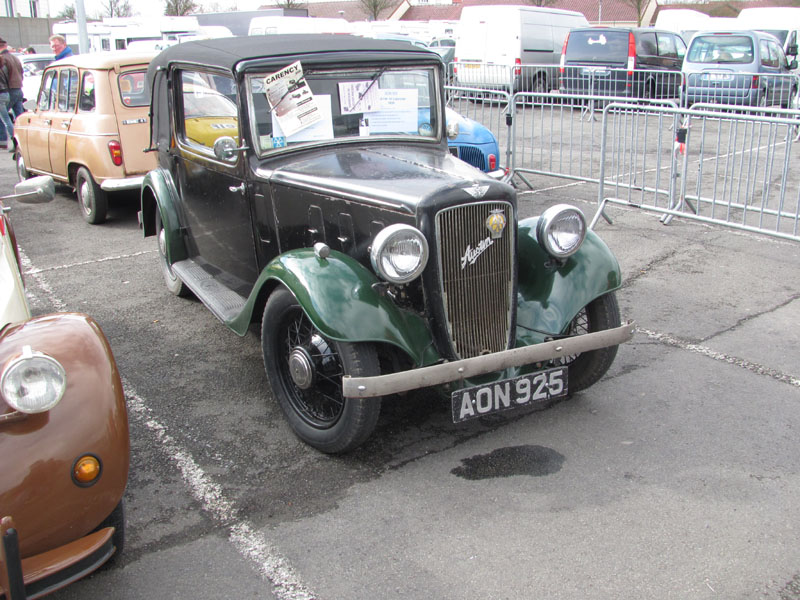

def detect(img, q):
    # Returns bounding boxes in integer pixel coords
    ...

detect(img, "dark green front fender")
[140,168,187,265]
[516,217,622,345]
[228,249,439,367]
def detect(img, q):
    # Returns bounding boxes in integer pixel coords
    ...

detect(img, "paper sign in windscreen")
[264,61,321,137]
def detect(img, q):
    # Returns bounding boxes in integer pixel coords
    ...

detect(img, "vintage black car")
[141,35,634,453]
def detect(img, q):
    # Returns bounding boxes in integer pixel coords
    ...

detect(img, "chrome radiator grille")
[435,201,515,359]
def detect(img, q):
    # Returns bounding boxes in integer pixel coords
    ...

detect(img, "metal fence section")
[594,103,800,241]
[560,66,684,104]
[683,72,799,109]
[445,86,512,174]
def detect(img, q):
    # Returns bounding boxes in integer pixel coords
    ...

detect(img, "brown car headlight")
[536,204,586,259]
[1,345,66,413]
[370,224,429,284]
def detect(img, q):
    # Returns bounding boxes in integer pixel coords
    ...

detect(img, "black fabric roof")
[150,34,438,74]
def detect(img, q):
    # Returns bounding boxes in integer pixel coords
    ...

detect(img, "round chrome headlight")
[370,224,429,284]
[1,345,66,414]
[536,204,586,258]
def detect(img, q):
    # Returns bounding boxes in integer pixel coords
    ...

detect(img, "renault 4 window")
[141,35,634,454]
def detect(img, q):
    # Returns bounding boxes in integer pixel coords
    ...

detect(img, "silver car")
[682,30,798,107]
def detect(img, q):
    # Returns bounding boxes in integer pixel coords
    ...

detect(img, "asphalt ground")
[4,140,800,599]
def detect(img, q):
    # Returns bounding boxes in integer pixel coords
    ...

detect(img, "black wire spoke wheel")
[553,292,621,394]
[282,310,346,426]
[262,287,381,453]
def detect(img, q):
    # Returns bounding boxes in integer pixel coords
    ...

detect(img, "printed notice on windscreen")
[264,61,321,137]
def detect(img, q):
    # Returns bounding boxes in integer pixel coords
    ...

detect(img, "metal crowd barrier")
[682,72,799,109]
[593,103,800,242]
[444,64,800,241]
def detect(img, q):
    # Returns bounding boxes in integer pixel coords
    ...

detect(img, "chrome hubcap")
[288,347,315,390]
[80,181,91,211]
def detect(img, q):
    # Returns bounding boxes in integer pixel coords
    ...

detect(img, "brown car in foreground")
[1,177,130,598]
[12,51,156,224]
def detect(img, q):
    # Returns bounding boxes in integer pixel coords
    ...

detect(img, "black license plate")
[451,366,568,423]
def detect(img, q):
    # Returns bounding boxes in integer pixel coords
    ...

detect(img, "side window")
[79,72,95,112]
[760,40,777,67]
[57,68,78,112]
[119,71,149,106]
[637,32,657,57]
[38,69,57,111]
[675,35,687,60]
[178,70,239,154]
[656,33,677,59]
[772,42,788,68]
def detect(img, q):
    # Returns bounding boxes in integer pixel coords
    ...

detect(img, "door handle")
[61,121,70,129]
[228,182,245,194]
[43,119,51,125]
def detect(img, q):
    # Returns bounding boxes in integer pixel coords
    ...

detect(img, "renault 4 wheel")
[262,287,381,454]
[15,151,30,182]
[75,167,108,224]
[556,292,621,393]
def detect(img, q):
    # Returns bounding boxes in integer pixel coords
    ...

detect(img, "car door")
[48,67,79,179]
[24,68,59,174]
[172,68,258,289]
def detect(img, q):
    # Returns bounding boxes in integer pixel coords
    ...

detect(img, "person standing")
[49,35,73,60]
[0,38,24,118]
[0,51,14,152]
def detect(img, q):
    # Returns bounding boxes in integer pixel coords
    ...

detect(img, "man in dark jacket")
[0,47,14,151]
[0,38,24,118]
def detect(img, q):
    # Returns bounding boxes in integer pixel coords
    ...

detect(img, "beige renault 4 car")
[13,51,157,224]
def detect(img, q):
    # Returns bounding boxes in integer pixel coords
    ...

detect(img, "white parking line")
[637,327,800,388]
[20,249,318,600]
[124,382,317,600]
[23,250,156,274]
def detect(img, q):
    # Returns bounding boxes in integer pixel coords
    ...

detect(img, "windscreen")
[686,35,754,64]
[565,30,630,63]
[247,64,439,155]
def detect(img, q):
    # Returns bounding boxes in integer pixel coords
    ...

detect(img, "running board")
[171,259,246,324]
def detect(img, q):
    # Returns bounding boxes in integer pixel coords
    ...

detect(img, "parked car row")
[450,5,798,109]
[3,34,633,594]
[10,48,502,225]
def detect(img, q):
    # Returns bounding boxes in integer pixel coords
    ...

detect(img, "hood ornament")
[463,183,489,199]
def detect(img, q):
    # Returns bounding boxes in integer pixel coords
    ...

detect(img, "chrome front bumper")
[100,176,145,192]
[342,321,635,398]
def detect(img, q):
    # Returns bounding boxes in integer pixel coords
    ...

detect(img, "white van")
[454,5,589,93]
[736,7,800,60]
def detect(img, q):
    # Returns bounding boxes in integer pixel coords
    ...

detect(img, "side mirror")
[9,176,55,204]
[789,59,798,71]
[787,44,798,57]
[213,136,245,163]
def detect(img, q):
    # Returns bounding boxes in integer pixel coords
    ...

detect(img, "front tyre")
[75,166,108,224]
[155,210,190,297]
[15,152,30,182]
[556,292,621,393]
[262,287,381,454]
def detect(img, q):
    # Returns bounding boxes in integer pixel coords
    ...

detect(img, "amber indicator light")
[72,455,102,487]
